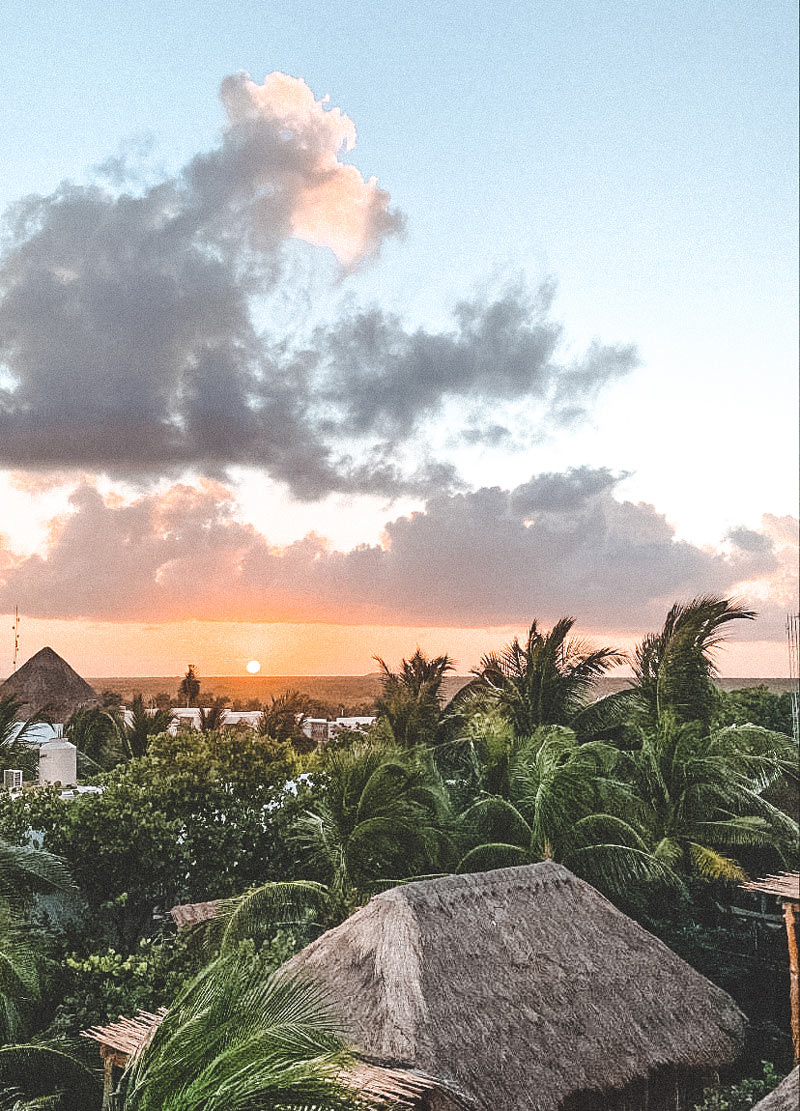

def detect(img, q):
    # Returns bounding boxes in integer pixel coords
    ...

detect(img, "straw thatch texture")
[741,873,800,903]
[0,646,98,719]
[345,1063,444,1108]
[81,1008,166,1063]
[751,1068,799,1111]
[169,900,221,928]
[287,862,745,1111]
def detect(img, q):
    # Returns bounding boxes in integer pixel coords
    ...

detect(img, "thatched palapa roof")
[81,1008,167,1067]
[287,862,745,1110]
[741,873,800,904]
[0,646,98,720]
[169,899,221,928]
[751,1068,799,1111]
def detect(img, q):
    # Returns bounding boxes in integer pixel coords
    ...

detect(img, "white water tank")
[38,738,77,786]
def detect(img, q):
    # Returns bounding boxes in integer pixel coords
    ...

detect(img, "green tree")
[197,697,229,734]
[0,696,42,781]
[114,695,174,759]
[178,665,200,708]
[624,721,798,882]
[0,732,302,949]
[0,1042,101,1110]
[455,727,667,895]
[0,840,73,1042]
[631,595,756,730]
[257,690,312,748]
[464,618,626,738]
[292,740,453,920]
[373,648,455,748]
[714,686,794,736]
[63,707,122,770]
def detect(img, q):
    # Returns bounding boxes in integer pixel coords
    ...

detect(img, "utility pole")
[787,613,799,745]
[11,606,19,671]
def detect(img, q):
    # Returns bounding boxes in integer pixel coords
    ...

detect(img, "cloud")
[0,470,789,635]
[316,282,638,442]
[0,75,636,498]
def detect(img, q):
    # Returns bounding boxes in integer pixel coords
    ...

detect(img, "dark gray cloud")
[0,74,637,498]
[0,469,786,634]
[316,283,637,443]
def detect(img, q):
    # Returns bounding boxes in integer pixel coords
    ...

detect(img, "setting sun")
[246,659,261,674]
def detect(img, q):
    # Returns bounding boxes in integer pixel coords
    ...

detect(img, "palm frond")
[687,842,746,882]
[0,1043,101,1111]
[118,955,364,1111]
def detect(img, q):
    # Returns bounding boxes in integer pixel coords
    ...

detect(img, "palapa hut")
[750,1067,799,1111]
[287,862,746,1111]
[0,646,99,720]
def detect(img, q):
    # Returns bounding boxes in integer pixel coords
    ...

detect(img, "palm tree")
[0,1042,101,1109]
[0,840,74,1043]
[455,727,670,896]
[464,618,626,738]
[197,698,229,734]
[114,695,175,759]
[115,953,367,1111]
[178,665,200,708]
[623,720,798,883]
[373,648,455,747]
[292,740,453,920]
[64,706,122,769]
[257,690,311,747]
[630,595,756,730]
[0,696,43,782]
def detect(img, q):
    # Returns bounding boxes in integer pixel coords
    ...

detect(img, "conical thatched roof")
[0,646,98,720]
[287,862,745,1110]
[751,1068,799,1111]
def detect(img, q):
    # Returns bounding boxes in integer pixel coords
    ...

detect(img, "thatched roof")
[81,1008,166,1065]
[741,873,800,904]
[751,1068,799,1111]
[0,646,98,719]
[287,862,745,1111]
[169,900,221,928]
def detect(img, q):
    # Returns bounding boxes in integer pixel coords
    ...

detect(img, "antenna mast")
[787,612,800,744]
[11,606,19,671]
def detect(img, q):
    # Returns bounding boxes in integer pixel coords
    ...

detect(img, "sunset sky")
[0,1,797,677]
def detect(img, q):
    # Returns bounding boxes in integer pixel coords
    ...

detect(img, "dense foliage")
[0,598,796,1107]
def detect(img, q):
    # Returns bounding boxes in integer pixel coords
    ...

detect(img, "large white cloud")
[0,75,635,498]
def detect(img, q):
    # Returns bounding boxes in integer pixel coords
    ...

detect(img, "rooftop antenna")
[787,612,800,744]
[11,606,19,671]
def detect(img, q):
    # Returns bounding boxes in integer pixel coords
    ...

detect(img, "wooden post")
[783,900,800,1065]
[101,1052,114,1111]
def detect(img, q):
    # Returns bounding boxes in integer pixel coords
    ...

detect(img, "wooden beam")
[784,900,800,1065]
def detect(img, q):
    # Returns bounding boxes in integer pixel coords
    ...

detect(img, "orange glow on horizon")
[0,615,790,680]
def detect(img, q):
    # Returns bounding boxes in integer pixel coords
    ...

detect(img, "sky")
[0,1,797,677]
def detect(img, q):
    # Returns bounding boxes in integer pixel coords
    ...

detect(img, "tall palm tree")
[373,648,455,747]
[623,720,798,882]
[455,727,670,896]
[115,954,367,1111]
[464,618,626,738]
[292,740,453,920]
[631,595,756,730]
